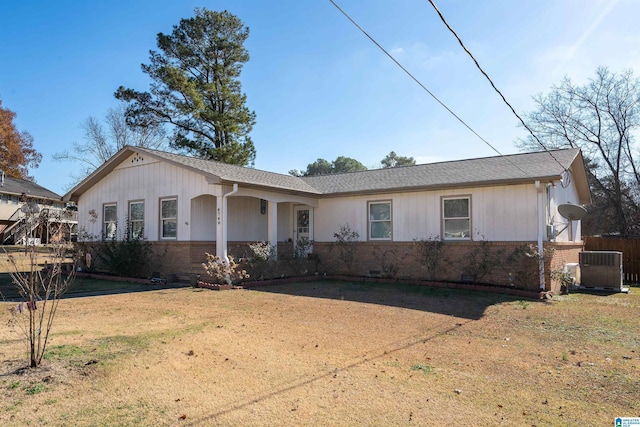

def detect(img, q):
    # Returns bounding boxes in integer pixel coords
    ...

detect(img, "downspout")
[221,183,239,263]
[536,181,546,290]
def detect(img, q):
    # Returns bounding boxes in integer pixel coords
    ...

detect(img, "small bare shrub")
[202,253,249,285]
[293,237,313,260]
[371,246,401,278]
[413,235,447,281]
[461,236,504,283]
[506,244,555,289]
[332,224,359,272]
[287,238,316,276]
[6,206,78,368]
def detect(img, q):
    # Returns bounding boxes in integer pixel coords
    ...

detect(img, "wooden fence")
[584,236,640,283]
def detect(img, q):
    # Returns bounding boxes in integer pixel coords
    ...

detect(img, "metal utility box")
[564,263,580,285]
[578,251,628,292]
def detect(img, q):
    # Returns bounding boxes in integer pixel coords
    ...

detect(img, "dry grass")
[1,281,638,426]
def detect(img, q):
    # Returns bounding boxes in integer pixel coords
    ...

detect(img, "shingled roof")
[138,148,321,194]
[0,176,61,200]
[64,146,589,204]
[301,148,583,195]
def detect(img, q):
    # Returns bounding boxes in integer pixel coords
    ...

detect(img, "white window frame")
[128,200,144,239]
[368,200,392,241]
[160,197,177,240]
[103,203,117,240]
[442,196,471,240]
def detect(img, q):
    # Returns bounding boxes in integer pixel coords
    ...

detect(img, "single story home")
[63,146,591,293]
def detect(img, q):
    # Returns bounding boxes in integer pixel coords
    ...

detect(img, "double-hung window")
[442,196,470,239]
[368,201,392,240]
[103,204,117,239]
[129,201,144,239]
[160,198,177,239]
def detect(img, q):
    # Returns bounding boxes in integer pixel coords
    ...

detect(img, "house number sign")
[217,207,221,225]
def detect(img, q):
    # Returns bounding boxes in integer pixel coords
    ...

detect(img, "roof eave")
[219,180,322,196]
[568,151,592,205]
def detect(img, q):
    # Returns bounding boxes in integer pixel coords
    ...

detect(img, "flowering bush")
[246,241,277,280]
[248,241,276,261]
[202,253,249,285]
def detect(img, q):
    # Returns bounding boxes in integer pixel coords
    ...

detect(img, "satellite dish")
[558,204,587,221]
[558,204,587,241]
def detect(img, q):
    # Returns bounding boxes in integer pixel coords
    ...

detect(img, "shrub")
[287,238,316,276]
[78,217,162,278]
[293,237,313,260]
[461,237,504,283]
[95,231,155,278]
[332,224,359,272]
[248,241,276,262]
[247,241,277,280]
[371,246,401,278]
[202,253,249,285]
[6,205,78,368]
[413,235,447,281]
[506,244,555,289]
[550,267,574,294]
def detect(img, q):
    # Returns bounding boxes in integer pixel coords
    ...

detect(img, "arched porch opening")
[190,194,216,241]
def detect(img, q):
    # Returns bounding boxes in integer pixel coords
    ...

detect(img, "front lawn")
[0,281,638,426]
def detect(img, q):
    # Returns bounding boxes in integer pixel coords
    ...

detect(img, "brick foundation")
[311,240,584,293]
[78,239,583,293]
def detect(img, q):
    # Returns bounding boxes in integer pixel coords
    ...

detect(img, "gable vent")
[131,153,145,163]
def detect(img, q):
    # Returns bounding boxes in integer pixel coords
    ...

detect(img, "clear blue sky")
[1,0,639,195]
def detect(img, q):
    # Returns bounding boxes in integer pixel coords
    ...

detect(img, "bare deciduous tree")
[519,67,640,236]
[5,206,81,368]
[54,105,168,188]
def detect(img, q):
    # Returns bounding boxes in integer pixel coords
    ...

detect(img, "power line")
[327,0,530,176]
[426,0,568,172]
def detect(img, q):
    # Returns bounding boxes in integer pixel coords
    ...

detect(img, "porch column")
[216,195,224,259]
[268,201,278,259]
[220,184,239,261]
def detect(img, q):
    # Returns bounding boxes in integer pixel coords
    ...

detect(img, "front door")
[293,206,313,254]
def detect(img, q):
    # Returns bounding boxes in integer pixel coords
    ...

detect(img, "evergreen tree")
[116,9,256,165]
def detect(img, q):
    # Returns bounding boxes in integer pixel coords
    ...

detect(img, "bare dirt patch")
[1,281,638,426]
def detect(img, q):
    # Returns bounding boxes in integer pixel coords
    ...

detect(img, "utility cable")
[426,0,568,172]
[328,0,530,176]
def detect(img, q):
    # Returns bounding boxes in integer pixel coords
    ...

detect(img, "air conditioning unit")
[578,251,629,293]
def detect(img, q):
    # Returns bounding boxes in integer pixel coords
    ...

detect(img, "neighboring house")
[63,146,591,293]
[0,174,74,244]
